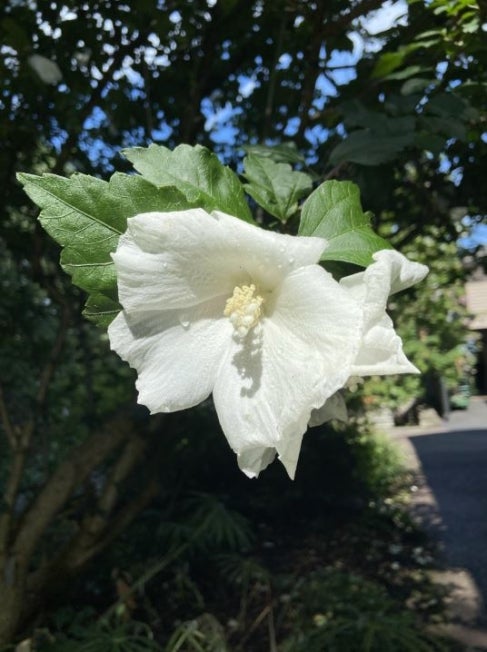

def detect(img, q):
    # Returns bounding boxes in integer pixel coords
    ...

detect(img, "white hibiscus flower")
[108,208,366,478]
[108,209,427,478]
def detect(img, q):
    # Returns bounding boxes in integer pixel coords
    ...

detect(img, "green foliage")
[329,119,416,166]
[157,492,254,556]
[184,493,254,552]
[123,144,253,223]
[349,429,406,497]
[242,154,312,222]
[164,614,227,652]
[0,238,133,475]
[0,241,58,411]
[41,618,162,652]
[332,90,475,167]
[281,568,448,652]
[3,415,445,652]
[372,49,413,78]
[214,554,269,588]
[299,180,392,267]
[242,143,307,166]
[17,172,191,327]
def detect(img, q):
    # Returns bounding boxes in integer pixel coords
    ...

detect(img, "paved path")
[390,396,487,640]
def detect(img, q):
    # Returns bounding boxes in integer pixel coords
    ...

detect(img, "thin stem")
[0,383,16,449]
[0,451,26,555]
[35,303,70,414]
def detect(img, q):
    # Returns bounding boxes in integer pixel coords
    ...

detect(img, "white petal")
[350,314,419,376]
[213,266,363,479]
[113,209,237,312]
[340,249,427,377]
[108,297,231,413]
[378,249,429,295]
[309,392,348,427]
[211,210,328,288]
[237,447,277,478]
[113,209,328,314]
[340,249,428,328]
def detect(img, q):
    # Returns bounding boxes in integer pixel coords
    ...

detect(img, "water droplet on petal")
[288,257,295,264]
[178,313,191,329]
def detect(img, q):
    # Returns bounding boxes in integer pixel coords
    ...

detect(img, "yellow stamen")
[224,283,264,337]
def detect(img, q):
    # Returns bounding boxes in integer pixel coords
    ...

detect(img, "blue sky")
[201,1,409,146]
[459,223,487,250]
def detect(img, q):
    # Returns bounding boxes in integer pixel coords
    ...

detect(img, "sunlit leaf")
[123,143,253,222]
[298,180,392,267]
[18,172,191,326]
[242,154,312,221]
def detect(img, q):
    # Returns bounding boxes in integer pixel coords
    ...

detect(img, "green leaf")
[123,143,253,222]
[371,39,439,80]
[242,143,306,165]
[420,115,467,141]
[329,128,415,165]
[298,180,392,267]
[424,92,468,118]
[461,15,480,33]
[413,132,446,155]
[385,93,423,116]
[341,101,385,130]
[242,155,312,222]
[401,77,434,95]
[383,65,433,81]
[83,292,121,328]
[17,171,192,327]
[371,51,408,78]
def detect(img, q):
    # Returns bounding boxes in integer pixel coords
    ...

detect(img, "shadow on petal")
[231,328,263,398]
[123,296,227,340]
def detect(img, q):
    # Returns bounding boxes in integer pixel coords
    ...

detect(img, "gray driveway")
[392,397,487,625]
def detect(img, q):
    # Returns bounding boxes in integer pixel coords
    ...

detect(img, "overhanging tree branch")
[12,416,133,570]
[0,383,16,450]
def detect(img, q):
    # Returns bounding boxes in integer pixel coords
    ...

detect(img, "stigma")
[224,283,264,338]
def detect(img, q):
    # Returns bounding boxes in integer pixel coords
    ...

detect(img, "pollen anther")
[224,284,264,337]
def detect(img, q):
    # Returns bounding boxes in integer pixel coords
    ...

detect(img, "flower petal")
[211,210,327,289]
[340,250,427,377]
[113,209,328,313]
[350,314,419,376]
[213,265,362,479]
[113,209,236,312]
[309,392,348,427]
[108,297,231,412]
[340,249,428,328]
